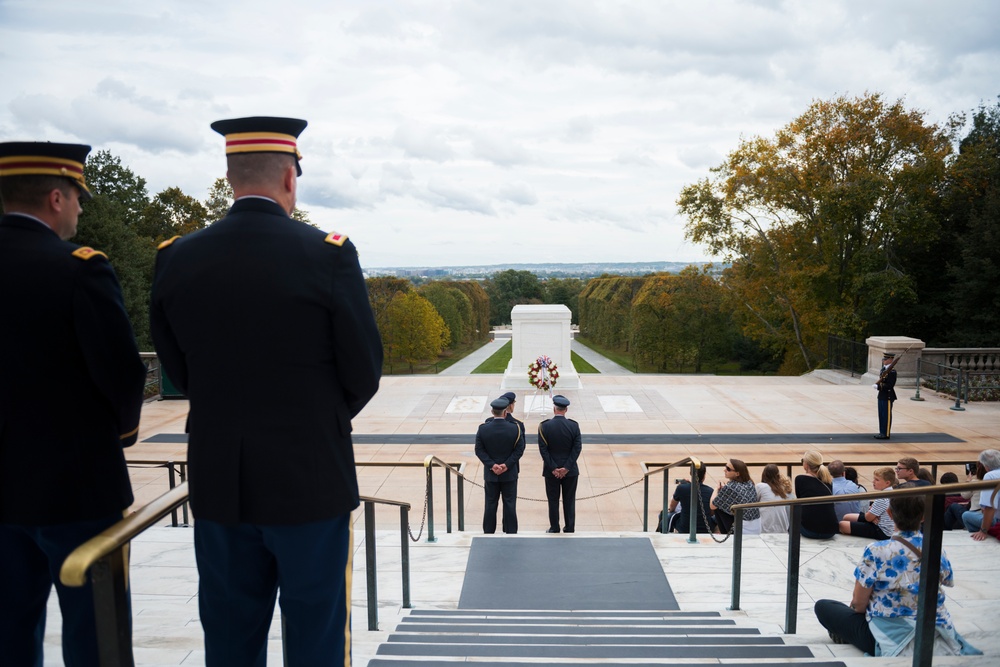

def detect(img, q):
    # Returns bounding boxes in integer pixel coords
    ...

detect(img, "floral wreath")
[528,355,559,391]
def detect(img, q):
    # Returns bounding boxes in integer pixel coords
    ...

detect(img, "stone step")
[370,662,847,667]
[387,633,783,645]
[395,623,759,635]
[375,642,817,659]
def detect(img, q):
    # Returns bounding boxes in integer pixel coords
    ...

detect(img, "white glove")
[872,384,879,390]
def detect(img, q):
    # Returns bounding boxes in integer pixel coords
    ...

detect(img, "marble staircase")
[367,609,848,666]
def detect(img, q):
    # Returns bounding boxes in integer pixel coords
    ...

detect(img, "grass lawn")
[384,338,491,374]
[473,341,602,374]
[574,336,638,371]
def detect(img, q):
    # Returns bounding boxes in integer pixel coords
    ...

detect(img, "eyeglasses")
[724,466,735,472]
[894,466,908,471]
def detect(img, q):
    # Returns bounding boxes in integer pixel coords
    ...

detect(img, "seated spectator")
[844,466,866,492]
[840,467,897,539]
[830,459,862,520]
[710,458,761,535]
[795,450,838,539]
[965,449,1000,540]
[814,494,981,656]
[944,464,981,530]
[895,457,931,487]
[755,464,794,533]
[916,468,935,485]
[664,464,713,534]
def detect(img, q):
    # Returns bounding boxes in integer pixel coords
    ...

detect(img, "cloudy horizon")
[2,1,997,269]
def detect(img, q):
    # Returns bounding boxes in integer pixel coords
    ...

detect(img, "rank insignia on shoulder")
[71,247,108,261]
[324,232,348,247]
[158,235,181,250]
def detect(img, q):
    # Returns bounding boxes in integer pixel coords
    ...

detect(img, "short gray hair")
[978,449,1000,471]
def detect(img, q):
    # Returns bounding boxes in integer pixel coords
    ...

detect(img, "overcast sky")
[2,1,997,269]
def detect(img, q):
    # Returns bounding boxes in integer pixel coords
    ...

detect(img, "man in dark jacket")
[150,117,382,665]
[476,397,524,533]
[874,352,897,440]
[538,395,583,533]
[0,141,145,666]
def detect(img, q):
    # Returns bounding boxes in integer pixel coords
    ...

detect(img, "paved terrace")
[44,346,1000,665]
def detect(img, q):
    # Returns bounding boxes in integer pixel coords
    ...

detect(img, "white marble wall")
[502,304,581,389]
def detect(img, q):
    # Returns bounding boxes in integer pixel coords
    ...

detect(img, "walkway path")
[571,339,634,375]
[436,339,507,376]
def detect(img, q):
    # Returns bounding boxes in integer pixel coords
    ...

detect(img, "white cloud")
[1,0,996,267]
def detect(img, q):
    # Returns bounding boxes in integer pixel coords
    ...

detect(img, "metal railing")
[641,457,973,533]
[59,482,412,665]
[125,460,188,526]
[139,352,160,398]
[423,455,467,542]
[727,479,1000,667]
[640,458,703,540]
[913,358,966,410]
[827,335,868,376]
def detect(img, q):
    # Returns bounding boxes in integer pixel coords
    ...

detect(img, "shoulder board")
[325,232,348,247]
[158,235,181,250]
[539,418,551,425]
[71,247,107,261]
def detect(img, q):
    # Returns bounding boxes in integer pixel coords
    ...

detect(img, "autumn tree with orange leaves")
[678,93,953,372]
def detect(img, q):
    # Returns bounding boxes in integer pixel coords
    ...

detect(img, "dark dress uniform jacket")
[877,368,897,401]
[150,198,382,525]
[538,415,582,478]
[0,215,144,525]
[475,418,523,482]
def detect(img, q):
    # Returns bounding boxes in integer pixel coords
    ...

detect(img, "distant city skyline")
[3,1,996,267]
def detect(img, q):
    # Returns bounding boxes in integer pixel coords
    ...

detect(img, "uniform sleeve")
[505,423,525,466]
[569,423,582,463]
[537,422,556,471]
[475,427,492,465]
[150,250,189,395]
[329,241,383,418]
[72,257,145,446]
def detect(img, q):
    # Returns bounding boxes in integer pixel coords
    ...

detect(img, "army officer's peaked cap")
[490,397,510,411]
[0,141,93,200]
[210,116,308,175]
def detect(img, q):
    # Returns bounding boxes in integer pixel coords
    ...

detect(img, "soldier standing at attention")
[874,352,897,440]
[538,395,582,533]
[150,117,382,665]
[476,397,524,534]
[0,141,145,666]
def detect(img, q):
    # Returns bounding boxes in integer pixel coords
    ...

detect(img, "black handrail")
[728,479,1000,667]
[423,455,468,542]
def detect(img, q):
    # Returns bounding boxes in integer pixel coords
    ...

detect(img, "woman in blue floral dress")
[814,494,981,656]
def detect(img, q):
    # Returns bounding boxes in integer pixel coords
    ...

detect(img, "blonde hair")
[873,466,897,487]
[802,450,833,485]
[761,463,792,499]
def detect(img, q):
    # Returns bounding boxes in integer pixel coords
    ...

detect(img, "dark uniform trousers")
[538,414,583,533]
[877,368,897,437]
[151,198,383,665]
[475,418,524,534]
[0,214,144,667]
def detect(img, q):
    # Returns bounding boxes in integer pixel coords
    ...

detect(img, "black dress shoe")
[874,435,890,440]
[546,527,560,533]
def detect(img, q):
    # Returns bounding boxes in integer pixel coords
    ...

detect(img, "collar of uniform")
[228,196,290,217]
[0,212,58,236]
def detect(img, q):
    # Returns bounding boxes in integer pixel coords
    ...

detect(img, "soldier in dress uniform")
[475,397,525,534]
[538,395,583,533]
[874,352,897,440]
[150,117,382,665]
[0,141,145,666]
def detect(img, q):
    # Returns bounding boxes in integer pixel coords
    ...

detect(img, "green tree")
[366,277,413,348]
[485,269,544,325]
[941,100,1000,345]
[202,176,314,226]
[76,151,156,349]
[385,291,449,371]
[138,187,208,243]
[542,277,585,323]
[450,280,491,342]
[678,93,951,372]
[419,282,473,348]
